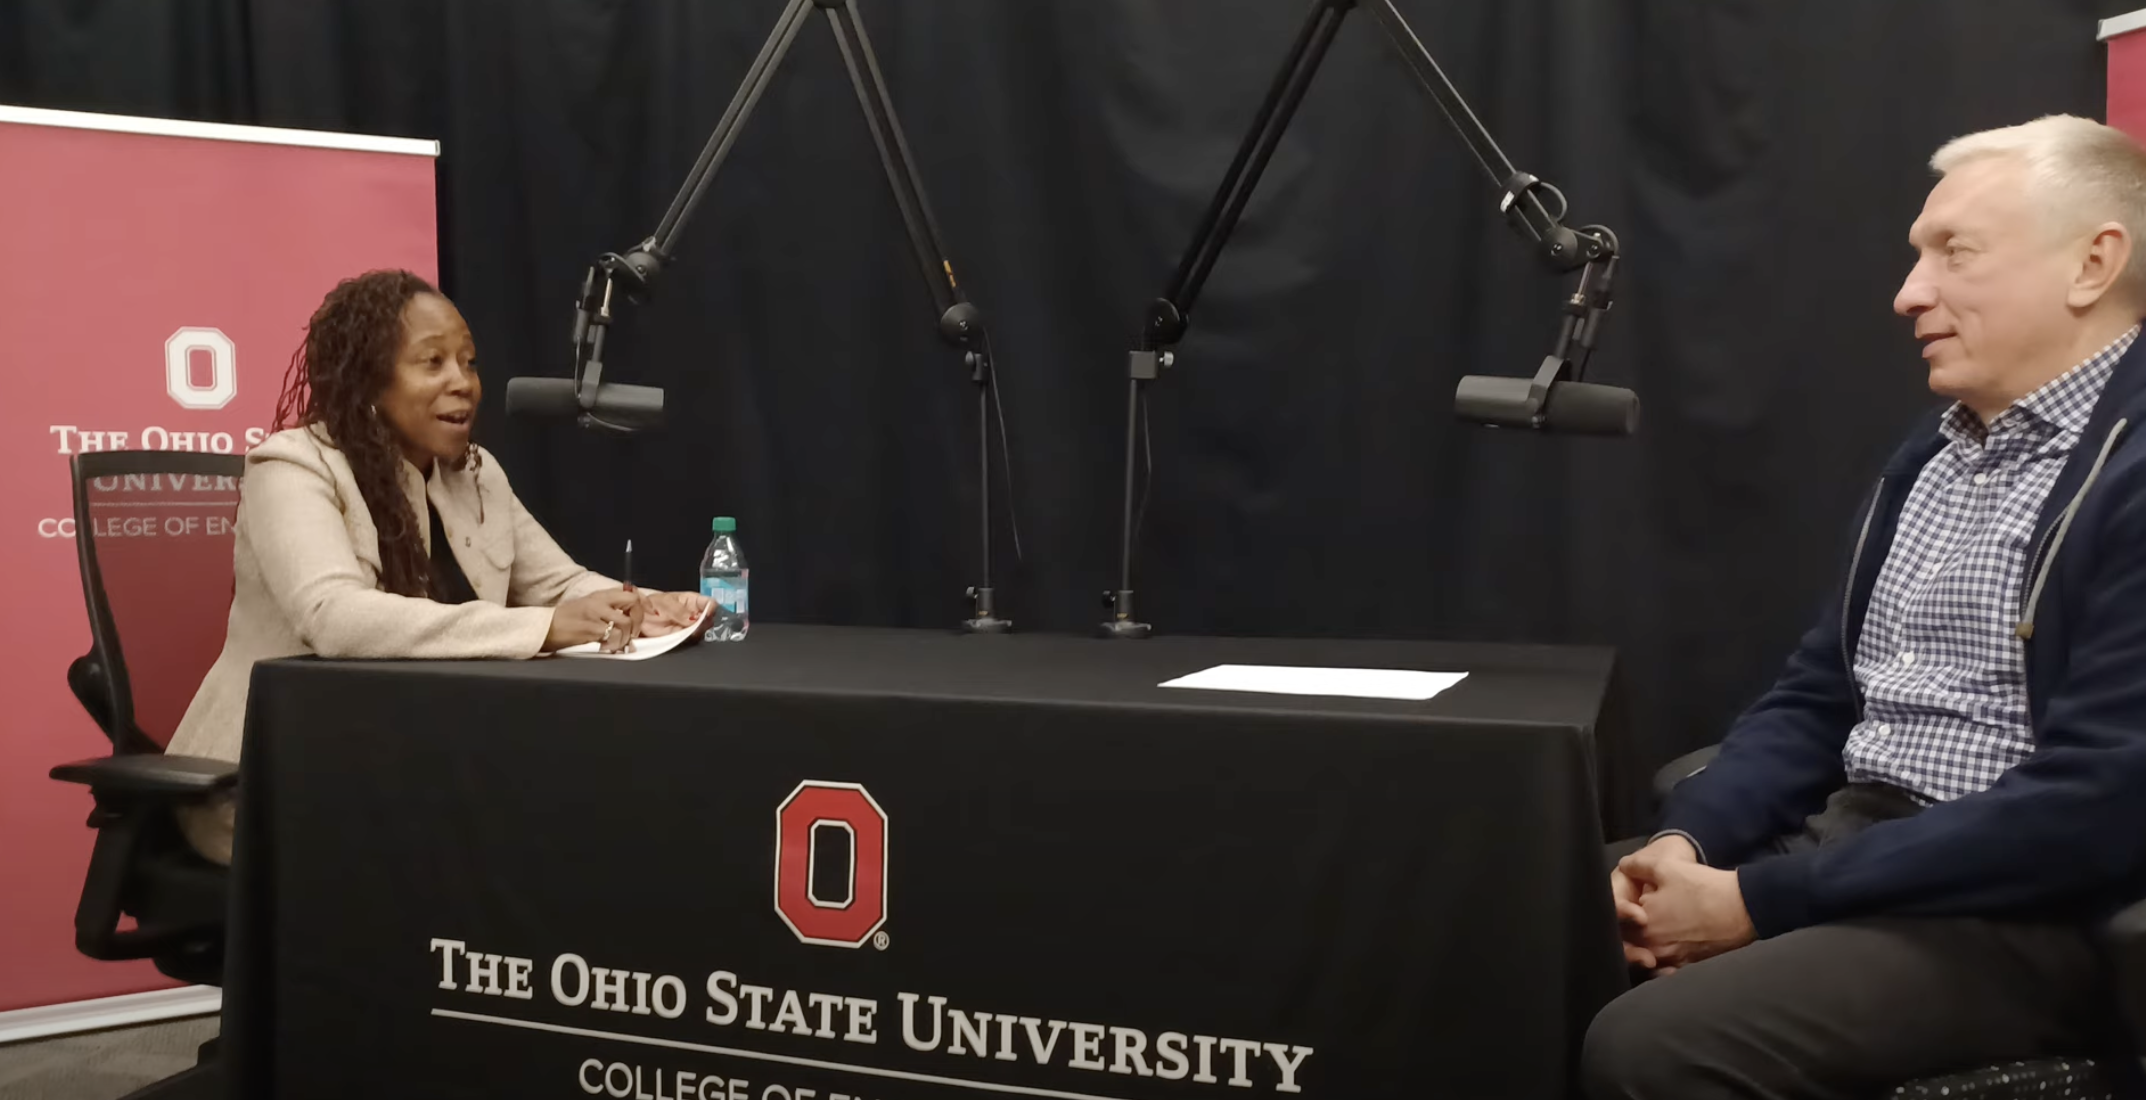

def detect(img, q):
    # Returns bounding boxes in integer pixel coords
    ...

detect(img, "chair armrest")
[1652,744,1722,808]
[51,754,237,797]
[50,753,233,964]
[2103,895,2146,1054]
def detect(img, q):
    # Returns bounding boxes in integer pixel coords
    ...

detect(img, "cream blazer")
[168,425,615,863]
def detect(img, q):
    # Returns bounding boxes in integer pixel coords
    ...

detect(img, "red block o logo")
[774,782,888,947]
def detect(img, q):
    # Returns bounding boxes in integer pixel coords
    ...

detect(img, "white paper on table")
[1158,664,1468,701]
[554,600,718,661]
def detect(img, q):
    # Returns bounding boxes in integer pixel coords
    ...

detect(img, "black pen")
[620,540,637,652]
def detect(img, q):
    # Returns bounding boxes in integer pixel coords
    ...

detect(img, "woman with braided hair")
[168,270,707,864]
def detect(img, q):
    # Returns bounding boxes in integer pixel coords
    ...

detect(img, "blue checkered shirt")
[1843,326,2139,803]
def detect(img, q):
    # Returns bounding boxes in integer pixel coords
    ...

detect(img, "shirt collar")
[1940,324,2138,445]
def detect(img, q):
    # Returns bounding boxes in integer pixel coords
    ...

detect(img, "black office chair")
[1651,745,2146,1099]
[47,451,245,1099]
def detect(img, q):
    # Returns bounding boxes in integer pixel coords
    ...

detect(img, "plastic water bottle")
[700,516,749,642]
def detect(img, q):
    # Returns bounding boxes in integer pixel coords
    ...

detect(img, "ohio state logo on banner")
[774,781,888,948]
[164,326,238,410]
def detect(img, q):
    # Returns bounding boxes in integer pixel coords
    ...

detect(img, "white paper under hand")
[554,600,718,661]
[1158,664,1467,701]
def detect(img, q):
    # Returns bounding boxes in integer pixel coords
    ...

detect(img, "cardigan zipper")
[1841,478,1884,722]
[2014,418,2130,726]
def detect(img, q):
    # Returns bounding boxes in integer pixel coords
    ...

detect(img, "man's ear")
[2069,221,2134,310]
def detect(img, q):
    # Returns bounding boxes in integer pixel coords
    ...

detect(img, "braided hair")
[272,270,480,599]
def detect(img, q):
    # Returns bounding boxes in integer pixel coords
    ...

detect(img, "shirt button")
[1901,651,1917,666]
[1878,723,1893,736]
[1973,473,1989,486]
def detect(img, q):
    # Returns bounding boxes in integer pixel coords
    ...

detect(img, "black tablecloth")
[225,625,1627,1100]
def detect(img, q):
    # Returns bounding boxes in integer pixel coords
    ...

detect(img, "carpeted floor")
[0,1016,218,1099]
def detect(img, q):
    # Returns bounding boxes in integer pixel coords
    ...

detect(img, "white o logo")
[165,327,237,411]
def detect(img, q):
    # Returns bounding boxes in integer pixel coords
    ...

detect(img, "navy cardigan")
[1660,335,2146,937]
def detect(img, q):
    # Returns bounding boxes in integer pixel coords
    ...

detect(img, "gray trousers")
[1584,785,2122,1100]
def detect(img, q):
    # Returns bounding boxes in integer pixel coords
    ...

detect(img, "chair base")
[1890,1056,2109,1100]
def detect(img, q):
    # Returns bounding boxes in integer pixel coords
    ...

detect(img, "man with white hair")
[1585,114,2146,1098]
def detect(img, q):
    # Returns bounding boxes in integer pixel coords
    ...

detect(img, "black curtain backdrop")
[1,0,2117,832]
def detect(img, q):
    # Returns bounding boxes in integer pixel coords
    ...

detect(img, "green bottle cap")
[713,516,736,533]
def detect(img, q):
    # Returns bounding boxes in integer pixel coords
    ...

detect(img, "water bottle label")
[703,577,748,617]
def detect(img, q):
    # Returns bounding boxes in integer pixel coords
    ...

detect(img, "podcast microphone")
[504,376,667,433]
[1454,357,1639,436]
[1453,244,1635,436]
[506,260,668,432]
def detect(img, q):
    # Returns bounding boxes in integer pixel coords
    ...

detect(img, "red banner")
[2109,11,2146,138]
[0,107,438,1013]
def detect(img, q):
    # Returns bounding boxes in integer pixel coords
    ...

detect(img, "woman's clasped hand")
[544,589,712,653]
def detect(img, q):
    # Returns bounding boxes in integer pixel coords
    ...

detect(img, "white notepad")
[1158,664,1468,701]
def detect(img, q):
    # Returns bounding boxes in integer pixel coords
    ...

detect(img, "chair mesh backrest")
[74,453,244,751]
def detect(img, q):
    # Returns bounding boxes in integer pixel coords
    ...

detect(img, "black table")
[225,625,1627,1100]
